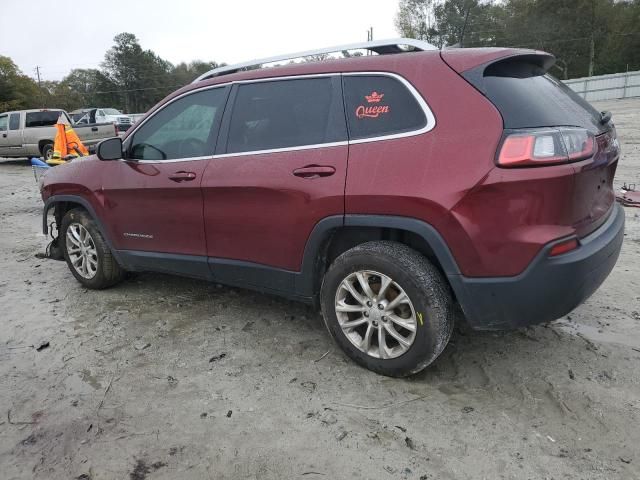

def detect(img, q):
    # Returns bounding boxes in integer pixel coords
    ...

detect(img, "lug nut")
[366,301,373,307]
[364,312,369,317]
[378,304,384,310]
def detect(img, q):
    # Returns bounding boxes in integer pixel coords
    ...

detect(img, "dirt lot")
[1,98,639,480]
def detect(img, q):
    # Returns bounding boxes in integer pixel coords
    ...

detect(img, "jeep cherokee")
[40,39,624,377]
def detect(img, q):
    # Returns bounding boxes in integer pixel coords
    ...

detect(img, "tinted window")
[25,111,62,128]
[343,75,427,140]
[0,115,7,131]
[129,87,227,161]
[226,77,346,154]
[9,113,20,130]
[470,68,604,134]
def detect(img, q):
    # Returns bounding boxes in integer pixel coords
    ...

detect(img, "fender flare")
[295,214,463,297]
[42,195,124,264]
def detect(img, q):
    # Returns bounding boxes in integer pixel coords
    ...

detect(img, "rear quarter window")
[343,75,427,140]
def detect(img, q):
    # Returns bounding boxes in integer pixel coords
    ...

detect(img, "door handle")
[168,171,197,182]
[91,126,98,132]
[292,165,336,179]
[1,133,6,138]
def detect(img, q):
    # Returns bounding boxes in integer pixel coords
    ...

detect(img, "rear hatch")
[442,50,620,237]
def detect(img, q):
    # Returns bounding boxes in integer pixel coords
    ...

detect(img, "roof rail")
[192,37,437,83]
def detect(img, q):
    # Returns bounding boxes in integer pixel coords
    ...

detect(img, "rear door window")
[25,111,62,128]
[343,75,427,140]
[0,115,7,131]
[225,76,346,154]
[9,113,20,130]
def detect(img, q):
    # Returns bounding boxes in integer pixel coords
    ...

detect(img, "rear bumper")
[450,204,625,330]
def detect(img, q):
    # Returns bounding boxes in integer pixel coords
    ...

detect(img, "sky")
[0,0,400,81]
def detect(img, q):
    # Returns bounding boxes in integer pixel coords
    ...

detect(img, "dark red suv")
[40,40,624,376]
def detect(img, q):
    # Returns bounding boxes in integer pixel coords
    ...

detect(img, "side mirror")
[96,137,123,161]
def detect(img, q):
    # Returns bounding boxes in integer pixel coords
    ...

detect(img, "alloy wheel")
[334,270,417,359]
[66,223,98,279]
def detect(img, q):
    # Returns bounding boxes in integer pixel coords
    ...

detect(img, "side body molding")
[41,202,468,311]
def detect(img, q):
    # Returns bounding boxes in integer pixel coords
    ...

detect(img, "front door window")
[128,88,227,161]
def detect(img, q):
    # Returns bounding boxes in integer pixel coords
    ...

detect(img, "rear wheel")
[320,241,454,377]
[60,209,125,289]
[41,143,53,161]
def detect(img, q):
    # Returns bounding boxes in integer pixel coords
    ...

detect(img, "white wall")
[564,71,640,101]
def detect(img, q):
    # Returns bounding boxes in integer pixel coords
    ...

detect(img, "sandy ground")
[0,98,639,480]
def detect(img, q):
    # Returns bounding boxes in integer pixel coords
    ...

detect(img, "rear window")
[25,111,63,128]
[466,60,603,133]
[343,75,427,140]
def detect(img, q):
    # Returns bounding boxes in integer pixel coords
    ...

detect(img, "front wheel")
[320,241,454,377]
[60,208,125,289]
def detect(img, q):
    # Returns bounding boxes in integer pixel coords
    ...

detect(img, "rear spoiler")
[441,49,556,97]
[441,48,555,75]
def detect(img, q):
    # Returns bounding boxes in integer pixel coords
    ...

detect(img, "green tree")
[0,56,40,111]
[169,60,223,86]
[1,34,224,114]
[396,0,441,46]
[396,0,640,78]
[102,33,173,112]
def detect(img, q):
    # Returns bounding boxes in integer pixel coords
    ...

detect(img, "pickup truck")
[0,109,118,160]
[71,108,133,133]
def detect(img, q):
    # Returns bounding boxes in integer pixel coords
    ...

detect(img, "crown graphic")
[365,91,384,103]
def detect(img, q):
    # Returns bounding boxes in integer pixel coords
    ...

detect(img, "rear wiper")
[600,111,612,125]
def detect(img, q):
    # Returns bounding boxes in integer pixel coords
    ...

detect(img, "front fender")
[42,194,124,265]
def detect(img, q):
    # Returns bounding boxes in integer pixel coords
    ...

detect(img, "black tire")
[41,142,53,161]
[320,241,454,377]
[60,208,125,289]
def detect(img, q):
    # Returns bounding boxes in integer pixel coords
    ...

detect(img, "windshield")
[103,108,123,115]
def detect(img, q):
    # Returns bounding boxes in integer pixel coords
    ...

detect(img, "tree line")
[3,2,640,114]
[396,0,640,79]
[0,33,223,114]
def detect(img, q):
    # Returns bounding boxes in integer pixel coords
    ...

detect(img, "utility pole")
[35,66,44,107]
[588,0,595,76]
[460,4,471,47]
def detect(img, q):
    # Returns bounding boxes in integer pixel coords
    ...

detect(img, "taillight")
[497,128,596,167]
